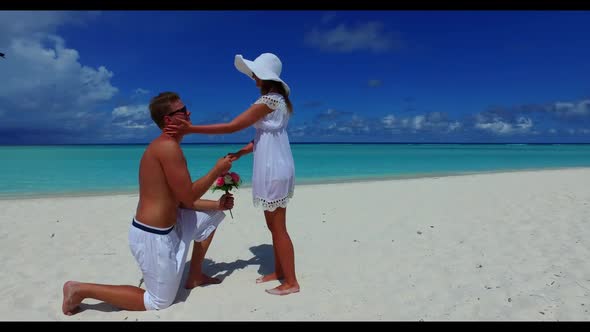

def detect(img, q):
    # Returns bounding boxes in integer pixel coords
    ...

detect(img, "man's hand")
[215,155,232,175]
[217,193,234,210]
[164,118,191,137]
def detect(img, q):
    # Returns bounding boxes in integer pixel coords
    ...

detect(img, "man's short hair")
[149,92,180,129]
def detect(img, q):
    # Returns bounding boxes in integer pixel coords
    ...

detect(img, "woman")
[165,53,299,296]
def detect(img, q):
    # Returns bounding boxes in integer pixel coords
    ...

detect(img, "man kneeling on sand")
[62,92,234,315]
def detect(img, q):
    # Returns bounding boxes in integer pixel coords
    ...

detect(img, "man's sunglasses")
[167,106,188,117]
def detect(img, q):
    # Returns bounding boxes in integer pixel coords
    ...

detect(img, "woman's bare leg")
[262,207,300,295]
[256,212,285,283]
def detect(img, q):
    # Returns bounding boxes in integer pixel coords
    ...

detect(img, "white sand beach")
[1,168,589,321]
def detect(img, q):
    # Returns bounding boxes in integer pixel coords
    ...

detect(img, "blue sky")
[1,10,589,144]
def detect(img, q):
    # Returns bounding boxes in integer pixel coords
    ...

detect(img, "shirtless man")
[62,92,233,315]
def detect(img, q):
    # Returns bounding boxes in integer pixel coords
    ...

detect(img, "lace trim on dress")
[253,190,294,212]
[254,94,282,110]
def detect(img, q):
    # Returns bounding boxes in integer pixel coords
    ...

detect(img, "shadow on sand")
[76,243,274,314]
[175,243,275,304]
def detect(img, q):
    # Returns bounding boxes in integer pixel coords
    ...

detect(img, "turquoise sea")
[1,144,590,198]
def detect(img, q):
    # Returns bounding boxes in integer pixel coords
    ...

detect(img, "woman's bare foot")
[255,272,284,284]
[265,282,300,296]
[184,274,221,289]
[62,281,82,315]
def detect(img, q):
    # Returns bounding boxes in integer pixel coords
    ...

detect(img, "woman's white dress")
[251,92,295,211]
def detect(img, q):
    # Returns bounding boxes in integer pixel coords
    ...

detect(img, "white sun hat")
[234,53,290,96]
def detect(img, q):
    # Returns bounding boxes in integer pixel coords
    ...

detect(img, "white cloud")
[567,128,590,135]
[380,112,460,133]
[289,125,308,137]
[117,122,149,129]
[412,115,425,130]
[305,21,402,53]
[555,102,575,109]
[134,88,150,95]
[0,11,99,47]
[475,116,533,135]
[448,121,462,131]
[515,116,533,130]
[552,99,590,117]
[475,120,512,134]
[0,11,116,130]
[381,114,396,128]
[112,104,148,121]
[112,104,153,129]
[350,115,366,127]
[317,108,352,120]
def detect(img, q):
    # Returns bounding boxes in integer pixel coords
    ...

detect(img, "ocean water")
[1,144,590,198]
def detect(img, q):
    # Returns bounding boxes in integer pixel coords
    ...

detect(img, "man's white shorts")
[128,208,225,311]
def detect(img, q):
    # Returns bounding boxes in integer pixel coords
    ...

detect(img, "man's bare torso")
[135,135,186,228]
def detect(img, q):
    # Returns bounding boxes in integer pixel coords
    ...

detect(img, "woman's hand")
[164,118,191,137]
[227,152,242,162]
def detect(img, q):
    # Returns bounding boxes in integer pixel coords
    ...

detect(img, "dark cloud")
[368,79,382,87]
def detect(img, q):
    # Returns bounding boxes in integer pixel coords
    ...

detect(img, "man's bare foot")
[62,281,82,316]
[265,282,300,296]
[255,272,284,284]
[184,274,222,289]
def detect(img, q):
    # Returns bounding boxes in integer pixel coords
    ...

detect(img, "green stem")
[225,189,233,219]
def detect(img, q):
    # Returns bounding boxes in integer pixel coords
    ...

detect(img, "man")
[62,92,233,315]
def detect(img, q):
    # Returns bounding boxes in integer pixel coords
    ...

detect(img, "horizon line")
[2,142,590,146]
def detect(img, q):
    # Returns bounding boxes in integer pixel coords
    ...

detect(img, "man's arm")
[193,199,219,211]
[190,167,221,202]
[158,139,231,207]
[189,155,232,200]
[193,193,234,211]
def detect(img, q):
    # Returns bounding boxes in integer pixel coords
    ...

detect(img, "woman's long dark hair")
[260,80,293,114]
